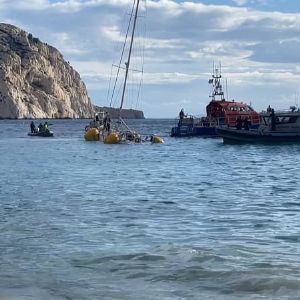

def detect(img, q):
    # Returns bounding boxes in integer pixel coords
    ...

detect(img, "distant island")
[0,23,144,120]
[94,106,144,119]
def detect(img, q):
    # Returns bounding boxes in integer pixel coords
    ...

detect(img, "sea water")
[0,119,300,299]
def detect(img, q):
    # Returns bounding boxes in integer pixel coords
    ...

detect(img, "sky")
[1,0,300,118]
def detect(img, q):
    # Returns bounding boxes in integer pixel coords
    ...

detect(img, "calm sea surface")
[1,119,300,299]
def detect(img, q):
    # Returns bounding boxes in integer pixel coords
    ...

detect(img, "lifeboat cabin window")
[275,116,298,124]
[263,115,298,125]
[245,106,254,112]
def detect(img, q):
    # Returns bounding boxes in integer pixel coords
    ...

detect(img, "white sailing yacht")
[84,0,164,144]
[103,0,142,144]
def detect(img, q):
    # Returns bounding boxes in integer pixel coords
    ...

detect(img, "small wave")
[283,202,300,207]
[0,287,67,300]
[226,276,300,295]
[159,201,175,205]
[275,235,300,243]
[72,252,166,269]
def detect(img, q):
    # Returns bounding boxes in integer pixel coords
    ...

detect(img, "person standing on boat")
[267,105,272,113]
[103,112,111,132]
[43,121,50,134]
[236,116,243,130]
[95,114,101,128]
[179,109,185,120]
[106,115,111,132]
[30,121,36,133]
[179,109,185,126]
[38,123,44,133]
[270,109,276,131]
[103,112,107,130]
[243,117,251,130]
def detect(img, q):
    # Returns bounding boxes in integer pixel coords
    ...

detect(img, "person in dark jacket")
[38,123,44,133]
[179,109,185,120]
[103,112,111,132]
[30,121,36,133]
[236,116,243,130]
[243,117,251,130]
[270,109,276,131]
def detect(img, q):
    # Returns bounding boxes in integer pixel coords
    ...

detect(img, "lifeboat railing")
[261,108,300,115]
[225,115,260,126]
[175,114,260,128]
[175,115,194,126]
[175,115,227,127]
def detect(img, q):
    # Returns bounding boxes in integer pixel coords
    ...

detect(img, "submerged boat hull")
[217,127,300,144]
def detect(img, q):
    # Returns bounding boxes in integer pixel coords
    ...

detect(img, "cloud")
[231,0,269,6]
[1,0,49,10]
[250,39,300,63]
[232,0,249,5]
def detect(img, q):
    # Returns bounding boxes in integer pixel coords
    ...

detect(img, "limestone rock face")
[0,23,94,119]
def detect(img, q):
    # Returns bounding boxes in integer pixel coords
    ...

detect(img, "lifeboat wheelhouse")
[206,100,260,127]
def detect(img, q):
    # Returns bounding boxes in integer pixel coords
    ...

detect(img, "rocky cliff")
[94,105,145,119]
[0,23,94,119]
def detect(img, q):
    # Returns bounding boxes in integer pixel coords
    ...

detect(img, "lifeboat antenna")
[209,62,225,101]
[226,78,228,101]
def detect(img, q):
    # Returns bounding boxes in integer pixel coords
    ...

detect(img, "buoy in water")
[84,128,100,141]
[104,132,121,144]
[152,136,164,144]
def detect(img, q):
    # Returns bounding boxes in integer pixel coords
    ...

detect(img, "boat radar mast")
[209,63,225,102]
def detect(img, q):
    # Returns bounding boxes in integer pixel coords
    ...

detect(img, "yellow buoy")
[104,132,121,144]
[84,128,100,141]
[152,136,164,144]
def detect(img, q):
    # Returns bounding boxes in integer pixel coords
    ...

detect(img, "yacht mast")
[119,0,140,115]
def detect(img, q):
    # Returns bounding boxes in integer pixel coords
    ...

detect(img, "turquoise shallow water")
[1,119,300,299]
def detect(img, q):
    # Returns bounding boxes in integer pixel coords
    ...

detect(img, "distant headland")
[94,106,144,119]
[0,23,144,120]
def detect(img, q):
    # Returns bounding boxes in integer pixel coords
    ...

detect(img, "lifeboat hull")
[217,127,300,144]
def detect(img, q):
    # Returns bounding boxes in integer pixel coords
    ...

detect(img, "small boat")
[171,64,260,137]
[28,121,54,137]
[171,114,219,137]
[217,107,300,144]
[28,130,53,137]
